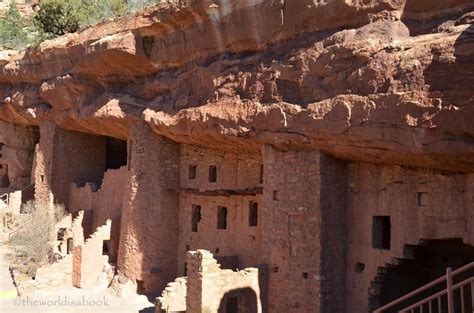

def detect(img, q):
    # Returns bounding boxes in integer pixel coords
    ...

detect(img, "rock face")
[0,1,473,313]
[0,0,472,171]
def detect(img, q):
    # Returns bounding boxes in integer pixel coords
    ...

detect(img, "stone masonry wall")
[73,219,111,288]
[186,250,261,313]
[178,144,263,275]
[34,122,56,208]
[261,145,347,313]
[180,144,262,192]
[0,121,38,190]
[118,122,180,294]
[69,166,127,261]
[345,163,474,313]
[178,193,263,274]
[35,123,106,208]
[319,154,347,313]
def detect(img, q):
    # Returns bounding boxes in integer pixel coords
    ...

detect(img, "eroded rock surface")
[0,0,473,171]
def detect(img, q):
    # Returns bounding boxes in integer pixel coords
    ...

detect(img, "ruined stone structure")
[0,0,473,312]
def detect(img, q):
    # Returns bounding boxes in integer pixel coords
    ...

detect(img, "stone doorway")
[218,288,258,313]
[1,163,9,188]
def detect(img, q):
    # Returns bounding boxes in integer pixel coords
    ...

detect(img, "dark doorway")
[226,296,239,313]
[371,239,474,312]
[218,288,258,313]
[105,137,127,170]
[192,205,201,232]
[372,216,391,250]
[217,206,228,230]
[248,202,258,227]
[1,164,9,188]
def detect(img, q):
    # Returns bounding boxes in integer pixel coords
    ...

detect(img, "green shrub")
[0,1,29,49]
[33,0,81,37]
[1,0,164,48]
[34,0,133,37]
[9,202,66,277]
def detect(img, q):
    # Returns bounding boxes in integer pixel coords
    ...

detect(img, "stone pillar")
[34,121,56,209]
[118,122,180,295]
[261,145,347,313]
[186,250,222,313]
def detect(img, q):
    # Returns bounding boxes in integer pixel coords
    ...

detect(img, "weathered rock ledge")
[0,0,473,171]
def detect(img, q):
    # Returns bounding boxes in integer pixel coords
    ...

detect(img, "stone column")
[261,145,347,313]
[118,122,179,295]
[34,121,56,209]
[186,250,222,313]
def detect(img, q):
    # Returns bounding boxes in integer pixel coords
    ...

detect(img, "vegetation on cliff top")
[0,3,34,50]
[0,0,164,50]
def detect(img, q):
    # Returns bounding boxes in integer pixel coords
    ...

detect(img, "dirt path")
[0,244,154,313]
[0,244,17,297]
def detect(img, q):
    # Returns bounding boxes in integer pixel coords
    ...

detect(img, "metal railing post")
[447,267,455,313]
[471,279,474,313]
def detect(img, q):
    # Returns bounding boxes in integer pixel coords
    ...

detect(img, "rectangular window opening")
[273,190,279,201]
[102,241,110,255]
[372,216,391,250]
[249,201,258,227]
[417,192,428,206]
[209,165,217,182]
[217,206,228,230]
[105,137,128,170]
[191,205,201,232]
[188,165,197,180]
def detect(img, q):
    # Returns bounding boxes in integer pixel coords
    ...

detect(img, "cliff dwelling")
[0,1,473,313]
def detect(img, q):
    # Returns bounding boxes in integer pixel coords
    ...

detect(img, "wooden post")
[446,267,455,313]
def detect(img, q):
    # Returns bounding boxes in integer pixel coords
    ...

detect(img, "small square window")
[188,165,197,180]
[209,165,217,183]
[273,190,279,201]
[417,192,428,206]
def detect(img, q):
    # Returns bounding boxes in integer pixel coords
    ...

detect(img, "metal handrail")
[400,277,473,312]
[0,192,8,206]
[374,262,474,313]
[0,183,35,207]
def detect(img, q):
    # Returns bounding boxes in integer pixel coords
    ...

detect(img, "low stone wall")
[72,219,112,288]
[156,277,187,313]
[156,249,261,313]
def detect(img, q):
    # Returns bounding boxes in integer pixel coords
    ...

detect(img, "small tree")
[33,0,81,37]
[0,1,29,49]
[9,201,66,277]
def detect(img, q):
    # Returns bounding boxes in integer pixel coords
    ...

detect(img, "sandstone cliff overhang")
[0,0,473,171]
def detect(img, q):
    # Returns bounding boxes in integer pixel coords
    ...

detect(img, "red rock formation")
[1,2,473,312]
[0,0,472,171]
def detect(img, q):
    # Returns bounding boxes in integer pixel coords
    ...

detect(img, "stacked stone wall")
[118,122,180,294]
[345,164,474,312]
